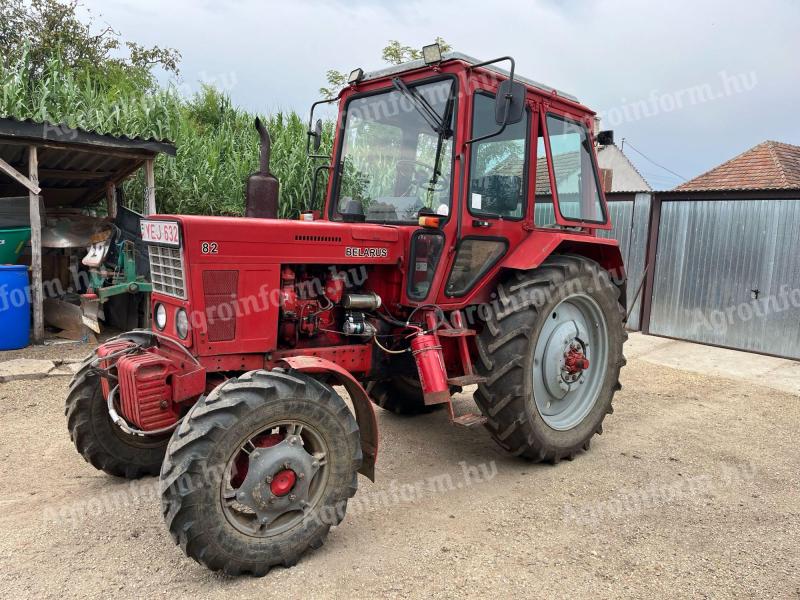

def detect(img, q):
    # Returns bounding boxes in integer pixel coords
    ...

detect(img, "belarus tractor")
[65,46,627,575]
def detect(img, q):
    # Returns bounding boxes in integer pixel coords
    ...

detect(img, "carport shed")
[0,117,175,342]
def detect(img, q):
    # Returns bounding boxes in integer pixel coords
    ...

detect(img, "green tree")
[0,0,180,90]
[320,37,452,99]
[381,37,452,65]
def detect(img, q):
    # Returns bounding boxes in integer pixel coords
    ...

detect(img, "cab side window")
[542,114,605,223]
[468,92,529,220]
[534,128,557,226]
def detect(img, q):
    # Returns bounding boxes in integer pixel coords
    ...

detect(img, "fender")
[504,231,626,298]
[276,355,378,481]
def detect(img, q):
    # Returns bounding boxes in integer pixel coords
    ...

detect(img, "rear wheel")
[475,255,627,462]
[65,354,169,478]
[160,369,361,576]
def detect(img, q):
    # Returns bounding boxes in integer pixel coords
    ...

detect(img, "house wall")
[596,144,652,193]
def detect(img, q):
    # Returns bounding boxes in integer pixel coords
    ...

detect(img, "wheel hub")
[270,468,297,497]
[562,343,590,381]
[533,295,609,431]
[541,321,588,397]
[235,435,320,527]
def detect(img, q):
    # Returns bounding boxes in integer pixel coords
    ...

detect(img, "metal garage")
[599,193,651,331]
[643,191,800,359]
[636,141,800,359]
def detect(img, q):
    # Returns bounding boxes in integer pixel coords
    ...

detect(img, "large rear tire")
[160,369,361,576]
[65,354,169,478]
[474,255,627,462]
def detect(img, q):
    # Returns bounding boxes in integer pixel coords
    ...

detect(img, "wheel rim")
[532,294,608,431]
[221,420,329,537]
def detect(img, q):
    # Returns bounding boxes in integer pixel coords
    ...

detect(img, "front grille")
[203,270,238,341]
[148,244,187,299]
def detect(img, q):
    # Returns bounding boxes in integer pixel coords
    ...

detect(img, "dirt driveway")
[0,335,798,599]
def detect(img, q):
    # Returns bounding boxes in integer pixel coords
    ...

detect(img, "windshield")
[333,78,456,223]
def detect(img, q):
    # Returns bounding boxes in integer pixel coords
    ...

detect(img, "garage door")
[648,199,800,359]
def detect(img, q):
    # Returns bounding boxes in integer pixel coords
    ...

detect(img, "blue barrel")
[0,265,30,350]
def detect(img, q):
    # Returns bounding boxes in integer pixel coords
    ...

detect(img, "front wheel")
[475,255,627,462]
[65,354,169,478]
[160,369,361,576]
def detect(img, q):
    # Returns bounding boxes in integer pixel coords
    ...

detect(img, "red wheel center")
[564,348,590,374]
[270,469,296,496]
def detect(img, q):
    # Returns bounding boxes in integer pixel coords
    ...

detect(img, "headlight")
[154,303,167,330]
[176,308,189,339]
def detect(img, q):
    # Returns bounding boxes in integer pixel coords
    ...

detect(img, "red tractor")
[66,47,627,575]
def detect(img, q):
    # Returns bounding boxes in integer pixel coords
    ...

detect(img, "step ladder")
[430,311,488,428]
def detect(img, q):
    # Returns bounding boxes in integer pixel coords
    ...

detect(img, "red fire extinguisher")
[410,332,450,405]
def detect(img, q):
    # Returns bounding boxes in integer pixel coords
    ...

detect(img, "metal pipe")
[255,117,271,174]
[106,385,183,437]
[342,292,382,310]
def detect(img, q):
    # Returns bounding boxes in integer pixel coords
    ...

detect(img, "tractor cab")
[303,47,614,309]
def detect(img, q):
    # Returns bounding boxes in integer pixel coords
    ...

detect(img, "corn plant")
[0,51,333,218]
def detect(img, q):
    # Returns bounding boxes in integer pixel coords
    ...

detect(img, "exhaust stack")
[245,118,279,218]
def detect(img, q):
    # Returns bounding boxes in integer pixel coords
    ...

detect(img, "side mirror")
[312,118,323,152]
[465,56,525,145]
[495,80,526,126]
[307,97,338,157]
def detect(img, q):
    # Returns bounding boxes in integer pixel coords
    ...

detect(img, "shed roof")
[0,116,175,207]
[675,140,800,192]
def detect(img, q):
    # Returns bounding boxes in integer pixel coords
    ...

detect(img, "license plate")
[141,220,181,246]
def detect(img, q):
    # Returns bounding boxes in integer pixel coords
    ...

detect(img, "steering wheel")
[396,159,449,196]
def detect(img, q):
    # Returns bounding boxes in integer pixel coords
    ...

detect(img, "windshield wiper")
[392,78,455,205]
[426,89,455,193]
[392,78,449,136]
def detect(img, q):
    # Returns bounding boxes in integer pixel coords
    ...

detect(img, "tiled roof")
[490,152,580,194]
[675,140,800,192]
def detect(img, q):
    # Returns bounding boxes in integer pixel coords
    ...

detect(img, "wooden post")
[28,145,44,344]
[144,159,156,216]
[105,181,117,219]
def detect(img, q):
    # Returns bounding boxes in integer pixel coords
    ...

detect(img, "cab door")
[437,88,533,303]
[533,106,611,230]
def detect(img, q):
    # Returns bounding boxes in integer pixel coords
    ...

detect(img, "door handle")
[472,219,492,228]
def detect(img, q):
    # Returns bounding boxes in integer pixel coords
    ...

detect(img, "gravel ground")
[0,341,798,599]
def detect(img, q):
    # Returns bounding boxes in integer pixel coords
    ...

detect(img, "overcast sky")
[82,0,799,190]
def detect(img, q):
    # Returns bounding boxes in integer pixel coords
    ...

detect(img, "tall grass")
[0,51,333,217]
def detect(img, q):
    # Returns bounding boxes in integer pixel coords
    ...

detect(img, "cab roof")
[359,51,579,103]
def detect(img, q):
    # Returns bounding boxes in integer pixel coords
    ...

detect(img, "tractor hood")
[142,215,405,266]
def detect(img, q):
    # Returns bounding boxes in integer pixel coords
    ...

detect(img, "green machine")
[81,208,152,332]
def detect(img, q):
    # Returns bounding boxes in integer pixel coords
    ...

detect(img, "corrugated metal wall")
[598,193,651,330]
[648,199,800,359]
[533,194,651,330]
